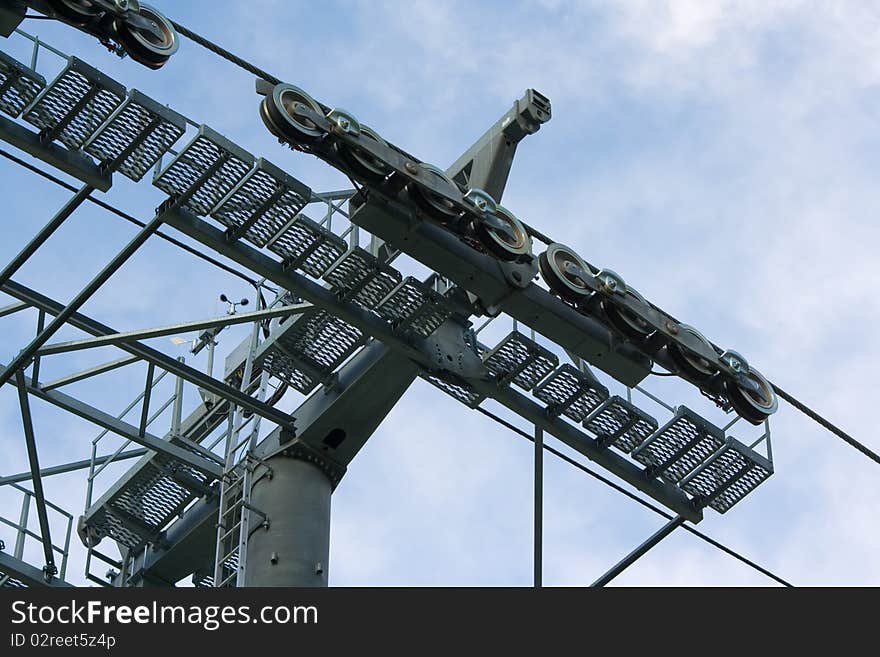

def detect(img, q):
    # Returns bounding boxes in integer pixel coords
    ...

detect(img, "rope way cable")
[475,406,793,587]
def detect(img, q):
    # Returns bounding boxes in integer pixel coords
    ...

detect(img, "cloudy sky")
[1,0,878,586]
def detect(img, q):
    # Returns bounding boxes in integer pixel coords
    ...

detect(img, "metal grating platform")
[376,277,452,338]
[154,124,254,215]
[324,247,402,310]
[0,50,46,118]
[87,448,214,550]
[210,158,311,246]
[267,214,347,278]
[680,438,773,513]
[83,89,186,181]
[483,331,558,392]
[257,307,364,394]
[632,406,725,484]
[532,363,609,422]
[22,56,125,150]
[420,372,485,408]
[583,395,658,453]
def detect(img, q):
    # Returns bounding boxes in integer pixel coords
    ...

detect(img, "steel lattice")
[681,438,773,513]
[84,89,186,181]
[23,56,124,150]
[211,158,311,246]
[632,406,725,484]
[582,395,658,453]
[154,125,254,215]
[0,50,45,118]
[483,331,558,392]
[376,277,452,338]
[324,247,402,310]
[532,364,609,422]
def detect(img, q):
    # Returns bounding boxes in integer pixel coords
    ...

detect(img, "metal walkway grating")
[0,50,46,118]
[583,395,658,454]
[533,364,608,422]
[88,449,214,550]
[257,307,364,394]
[324,247,402,310]
[680,438,773,513]
[420,372,485,408]
[83,89,186,181]
[211,158,311,246]
[376,277,452,338]
[154,125,254,216]
[483,331,558,392]
[22,56,125,150]
[268,214,347,279]
[632,406,725,484]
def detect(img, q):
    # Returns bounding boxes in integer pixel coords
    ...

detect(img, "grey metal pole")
[591,515,685,587]
[534,425,543,588]
[0,215,163,388]
[0,184,94,289]
[244,456,331,587]
[14,370,55,577]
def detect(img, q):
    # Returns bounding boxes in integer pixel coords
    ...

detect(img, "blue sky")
[1,1,879,586]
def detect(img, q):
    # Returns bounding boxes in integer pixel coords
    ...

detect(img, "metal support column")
[534,425,543,588]
[244,456,332,587]
[591,515,685,587]
[14,369,55,578]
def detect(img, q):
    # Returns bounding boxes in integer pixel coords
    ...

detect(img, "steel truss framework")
[0,26,779,589]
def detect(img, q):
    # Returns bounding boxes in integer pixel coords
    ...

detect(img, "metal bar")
[0,449,148,486]
[41,355,140,391]
[534,424,543,588]
[0,551,72,588]
[13,491,29,559]
[16,382,224,477]
[14,369,55,575]
[60,514,72,580]
[0,215,164,389]
[0,301,29,318]
[171,359,184,436]
[30,309,45,386]
[37,303,309,355]
[591,515,685,587]
[138,363,155,438]
[1,280,295,431]
[0,115,112,191]
[0,184,94,290]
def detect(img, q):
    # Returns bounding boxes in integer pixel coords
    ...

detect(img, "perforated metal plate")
[483,331,558,392]
[324,247,402,310]
[211,158,311,246]
[632,406,725,484]
[420,372,485,408]
[376,277,452,338]
[83,89,186,181]
[22,56,124,150]
[267,215,347,279]
[154,125,254,215]
[0,50,45,118]
[583,395,658,453]
[257,308,363,394]
[681,438,773,513]
[87,451,212,549]
[533,363,609,422]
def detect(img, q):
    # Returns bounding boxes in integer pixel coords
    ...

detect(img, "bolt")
[666,320,679,335]
[270,552,278,565]
[405,162,419,174]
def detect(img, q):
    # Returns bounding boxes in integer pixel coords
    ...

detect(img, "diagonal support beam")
[41,355,140,391]
[0,280,296,432]
[1,373,224,478]
[591,515,686,587]
[0,449,148,486]
[37,303,311,355]
[14,369,55,577]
